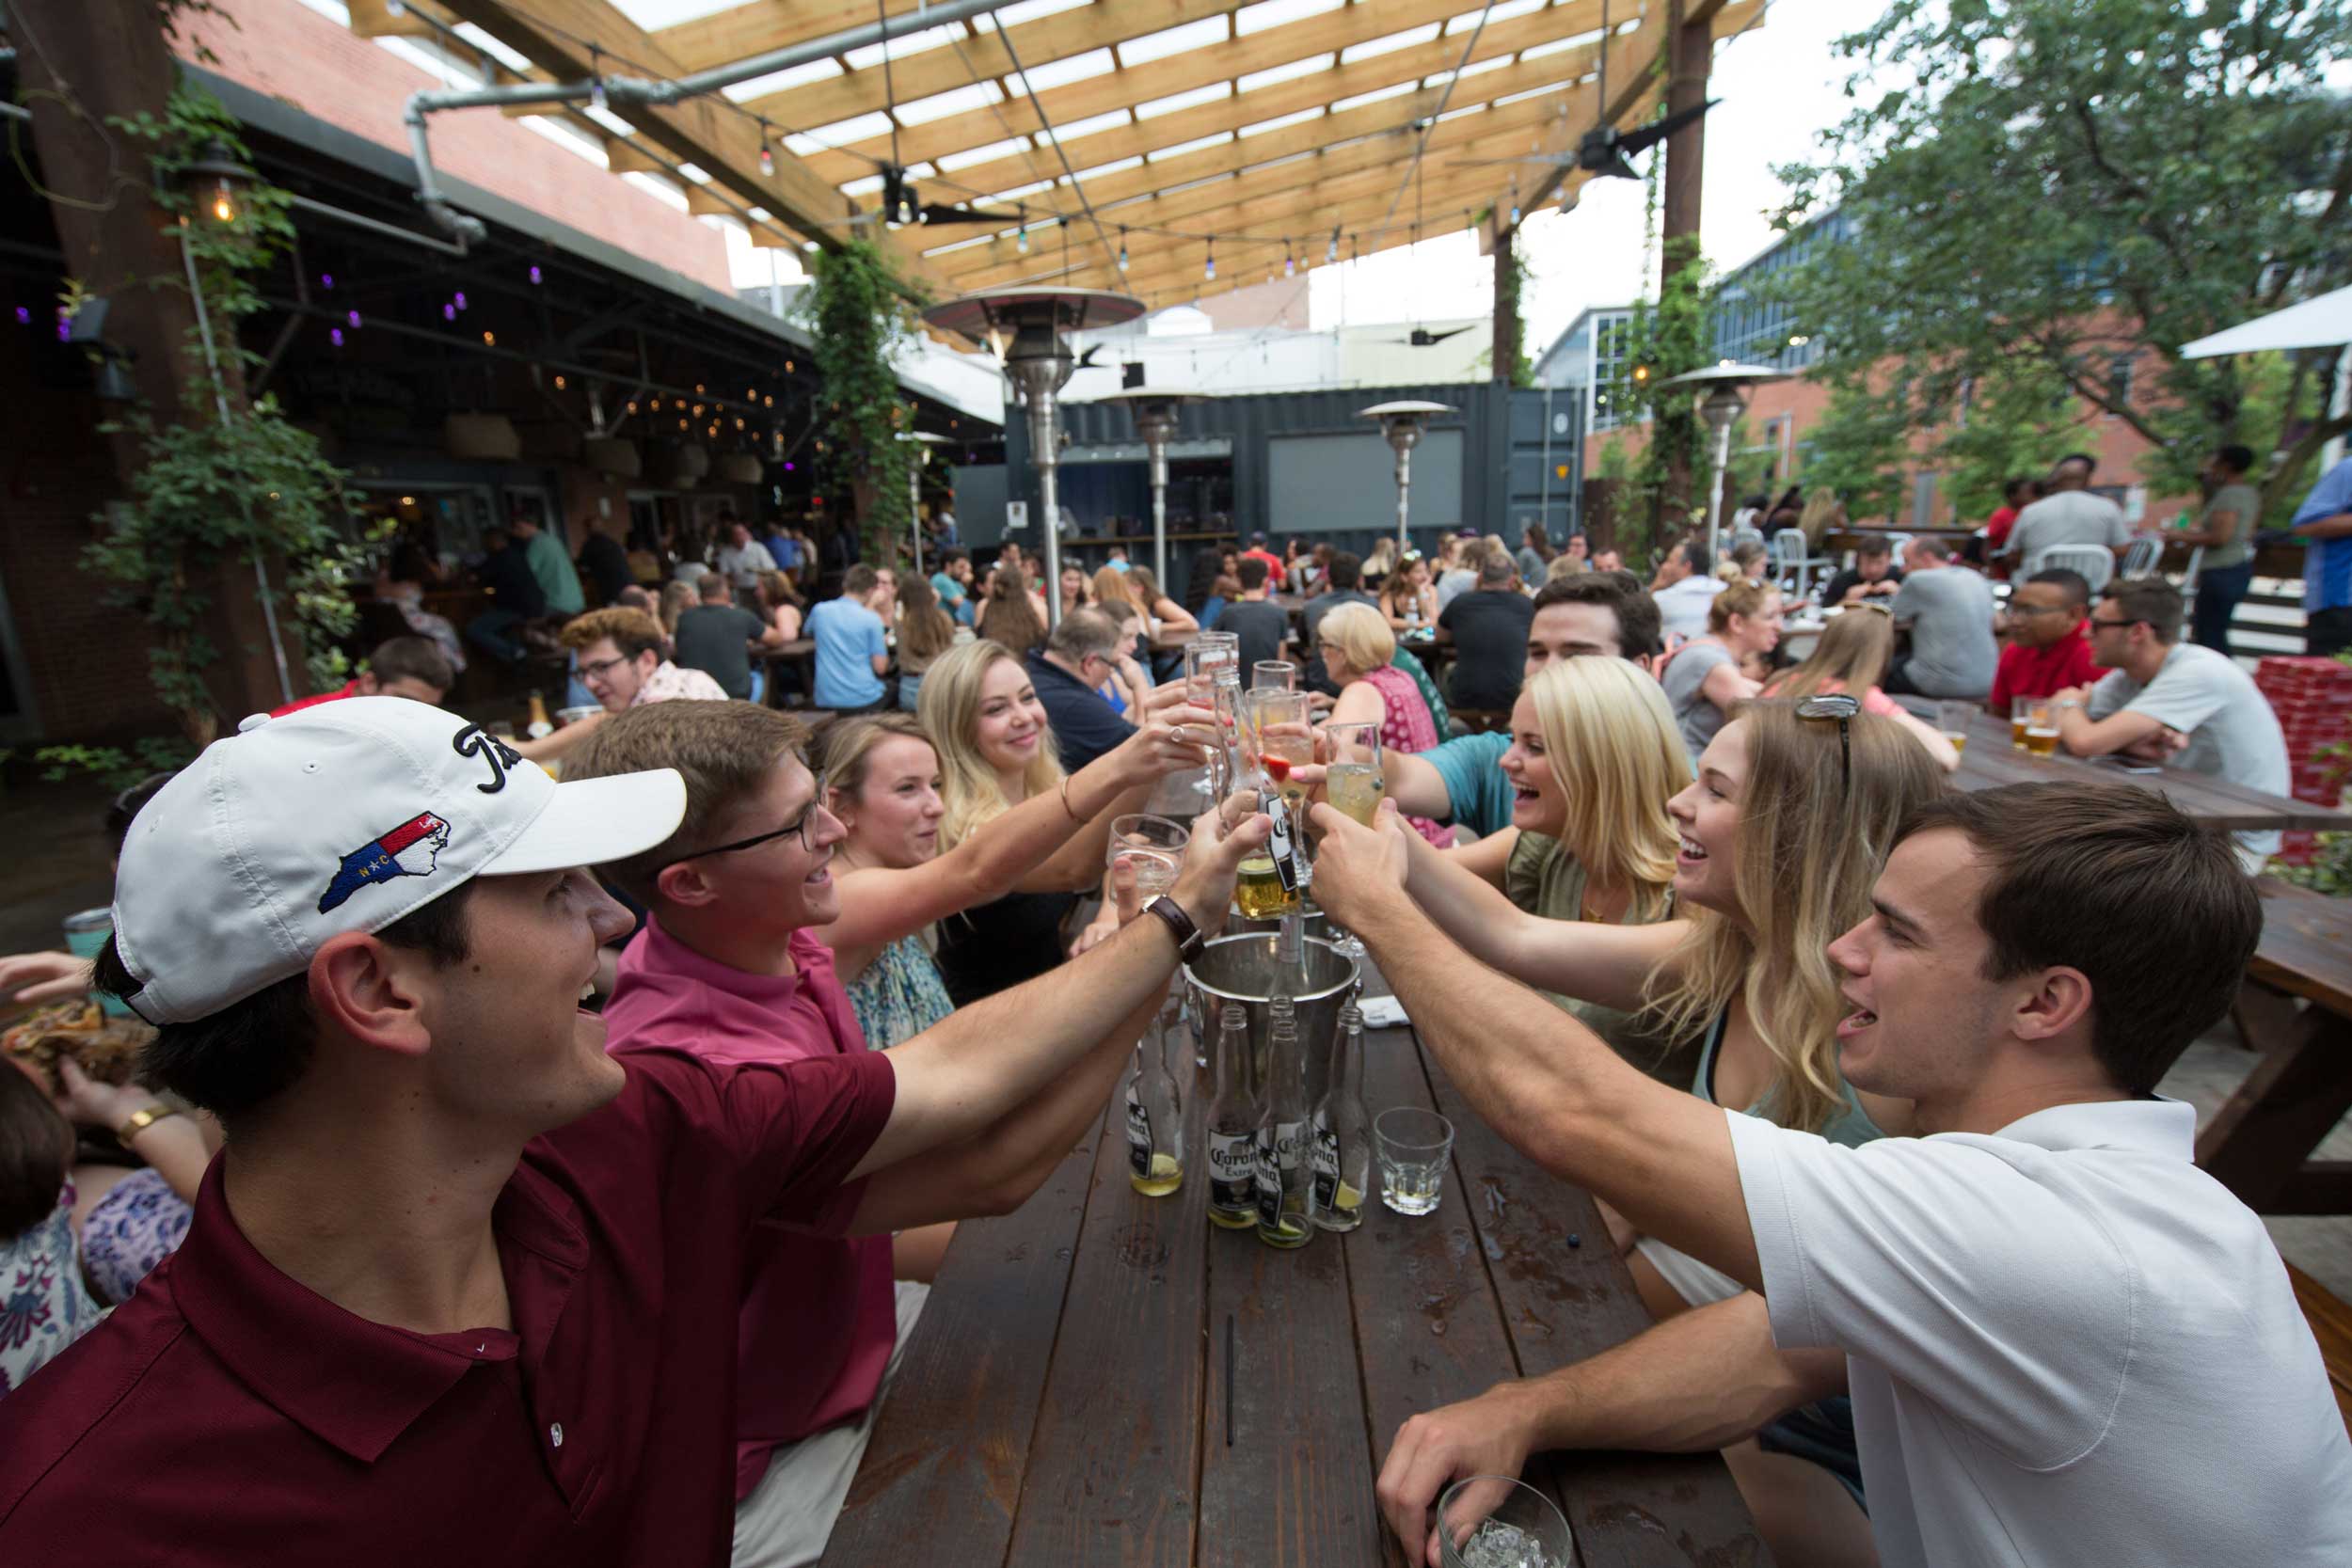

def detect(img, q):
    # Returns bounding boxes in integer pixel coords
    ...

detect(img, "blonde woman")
[1361,535,1399,594]
[1661,579,1783,759]
[1762,608,1960,770]
[656,579,697,646]
[1319,601,1454,847]
[1411,658,1696,1081]
[1388,700,1944,1322]
[920,638,1211,1004]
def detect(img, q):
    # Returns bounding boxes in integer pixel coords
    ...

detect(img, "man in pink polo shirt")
[571,699,1200,1566]
[0,698,1266,1566]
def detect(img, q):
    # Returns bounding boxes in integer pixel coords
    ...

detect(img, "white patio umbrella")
[2179,283,2352,357]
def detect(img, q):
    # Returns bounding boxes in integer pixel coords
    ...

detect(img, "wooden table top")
[826,973,1768,1568]
[1951,710,2348,832]
[2249,888,2352,1018]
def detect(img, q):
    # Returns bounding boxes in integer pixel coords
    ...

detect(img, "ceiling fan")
[1384,325,1478,346]
[1446,0,1718,187]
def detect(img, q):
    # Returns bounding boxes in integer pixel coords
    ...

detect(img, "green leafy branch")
[796,238,929,563]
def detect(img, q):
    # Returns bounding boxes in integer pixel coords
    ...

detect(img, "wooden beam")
[771,0,1241,139]
[431,0,930,278]
[875,8,1614,203]
[768,0,1617,178]
[347,0,443,38]
[601,136,671,176]
[922,48,1597,258]
[651,0,939,75]
[930,87,1590,287]
[685,183,739,217]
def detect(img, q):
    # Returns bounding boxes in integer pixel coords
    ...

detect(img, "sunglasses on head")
[1794,693,1862,795]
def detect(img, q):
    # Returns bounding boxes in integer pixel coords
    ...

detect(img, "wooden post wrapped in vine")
[799,239,928,568]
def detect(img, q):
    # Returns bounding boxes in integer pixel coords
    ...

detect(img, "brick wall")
[181,0,734,296]
[2255,656,2352,866]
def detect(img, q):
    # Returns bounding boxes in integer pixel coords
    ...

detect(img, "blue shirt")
[1024,649,1135,773]
[2291,455,2352,612]
[1422,731,1514,839]
[807,596,887,709]
[762,531,800,572]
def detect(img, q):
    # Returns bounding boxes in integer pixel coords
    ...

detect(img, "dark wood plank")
[2286,1260,2352,1439]
[2260,1163,2352,1216]
[2197,1007,2352,1212]
[825,1103,1106,1566]
[1199,1196,1385,1568]
[1342,1026,1535,1568]
[2249,895,2352,1017]
[1952,709,2348,832]
[1421,1049,1772,1568]
[1002,1087,1210,1568]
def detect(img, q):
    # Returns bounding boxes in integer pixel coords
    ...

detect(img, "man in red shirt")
[1239,531,1286,580]
[1979,476,2041,574]
[1987,567,2107,716]
[0,698,1265,1566]
[571,700,1191,1564]
[268,635,454,715]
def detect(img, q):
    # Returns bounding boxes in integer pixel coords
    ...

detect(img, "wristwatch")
[116,1103,180,1142]
[1144,895,1206,962]
[2052,698,2085,713]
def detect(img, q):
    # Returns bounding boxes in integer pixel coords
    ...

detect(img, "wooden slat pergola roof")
[350,0,1764,315]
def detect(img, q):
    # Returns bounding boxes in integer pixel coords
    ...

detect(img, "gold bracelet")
[116,1103,180,1142]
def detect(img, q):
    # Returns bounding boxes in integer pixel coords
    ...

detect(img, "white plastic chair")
[2025,544,2115,595]
[1771,527,1835,602]
[2119,535,2162,579]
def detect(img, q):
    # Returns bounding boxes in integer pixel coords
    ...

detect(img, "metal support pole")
[1150,436,1169,590]
[1030,381,1065,626]
[1708,420,1733,562]
[1395,444,1414,556]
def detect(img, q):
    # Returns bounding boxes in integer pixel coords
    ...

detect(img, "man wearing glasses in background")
[1985,567,2106,718]
[2048,578,2289,870]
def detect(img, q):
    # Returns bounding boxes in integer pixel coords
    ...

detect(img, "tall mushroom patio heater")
[1359,400,1455,558]
[923,287,1144,625]
[1092,388,1208,588]
[895,431,952,579]
[1659,361,1792,560]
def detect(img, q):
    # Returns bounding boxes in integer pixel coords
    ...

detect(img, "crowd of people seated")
[1,503,2346,1568]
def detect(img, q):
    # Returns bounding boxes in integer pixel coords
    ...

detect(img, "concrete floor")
[9,771,2349,1300]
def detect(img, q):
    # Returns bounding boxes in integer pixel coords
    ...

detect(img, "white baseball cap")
[110,697,685,1024]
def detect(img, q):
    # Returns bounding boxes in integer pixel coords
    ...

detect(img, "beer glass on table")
[2023,699,2060,756]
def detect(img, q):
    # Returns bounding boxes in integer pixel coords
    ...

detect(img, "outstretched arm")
[850,797,1267,1180]
[1310,800,1755,1282]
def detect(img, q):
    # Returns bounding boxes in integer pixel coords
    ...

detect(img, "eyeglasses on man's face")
[654,771,833,872]
[2089,615,2147,632]
[579,654,634,681]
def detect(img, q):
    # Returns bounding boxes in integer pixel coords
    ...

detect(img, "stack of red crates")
[2254,655,2352,865]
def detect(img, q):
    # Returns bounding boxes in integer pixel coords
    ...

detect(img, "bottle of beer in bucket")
[1253,997,1315,1248]
[1206,1003,1259,1229]
[1124,1006,1184,1197]
[1311,1000,1373,1230]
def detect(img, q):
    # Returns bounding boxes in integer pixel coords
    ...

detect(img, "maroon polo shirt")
[0,1046,895,1567]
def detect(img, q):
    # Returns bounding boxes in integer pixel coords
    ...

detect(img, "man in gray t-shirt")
[2005,452,2132,568]
[2051,579,2291,868]
[1886,541,1997,698]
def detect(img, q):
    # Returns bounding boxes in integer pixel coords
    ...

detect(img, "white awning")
[2179,285,2352,358]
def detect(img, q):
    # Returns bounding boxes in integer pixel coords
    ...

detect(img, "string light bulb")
[757,119,774,177]
[1118,227,1129,274]
[1284,246,1295,279]
[1016,210,1029,255]
[1327,230,1339,265]
[1205,240,1216,281]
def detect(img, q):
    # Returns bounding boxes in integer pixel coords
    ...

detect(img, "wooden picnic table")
[2198,886,2352,1216]
[826,968,1770,1568]
[1951,708,2349,833]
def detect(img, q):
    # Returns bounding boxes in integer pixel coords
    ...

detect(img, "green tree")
[1773,0,2352,513]
[1798,380,1913,525]
[1939,362,2082,522]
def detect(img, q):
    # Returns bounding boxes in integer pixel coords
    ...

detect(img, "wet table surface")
[825,969,1770,1568]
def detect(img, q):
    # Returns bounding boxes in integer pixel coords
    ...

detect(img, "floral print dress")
[1,1180,102,1399]
[845,933,955,1051]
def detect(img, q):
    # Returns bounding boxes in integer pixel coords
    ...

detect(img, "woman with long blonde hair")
[1762,608,1960,769]
[919,639,1210,1003]
[1386,698,1945,1313]
[976,565,1046,655]
[1361,535,1398,593]
[1387,657,1695,1080]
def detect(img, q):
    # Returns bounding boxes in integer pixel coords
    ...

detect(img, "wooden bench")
[2195,884,2352,1215]
[2289,1261,2352,1440]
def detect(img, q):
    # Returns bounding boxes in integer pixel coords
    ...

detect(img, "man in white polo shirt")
[1312,778,2352,1568]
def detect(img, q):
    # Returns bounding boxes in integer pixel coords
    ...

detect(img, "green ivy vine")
[796,237,928,564]
[76,84,369,747]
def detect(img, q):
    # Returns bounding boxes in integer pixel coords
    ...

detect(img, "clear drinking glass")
[1184,633,1239,707]
[1252,659,1296,691]
[1436,1475,1574,1568]
[1934,701,1973,759]
[1375,1107,1454,1216]
[1108,813,1188,901]
[1321,721,1385,827]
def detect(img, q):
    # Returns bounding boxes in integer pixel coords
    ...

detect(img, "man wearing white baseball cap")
[0,697,1271,1567]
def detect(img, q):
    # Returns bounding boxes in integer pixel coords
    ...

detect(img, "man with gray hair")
[1024,607,1149,772]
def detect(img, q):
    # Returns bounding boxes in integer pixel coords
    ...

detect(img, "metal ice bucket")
[1183,932,1359,1106]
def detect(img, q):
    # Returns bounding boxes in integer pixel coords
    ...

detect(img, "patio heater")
[1659,361,1792,560]
[1091,388,1207,588]
[895,431,952,579]
[1359,401,1455,557]
[923,287,1144,625]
